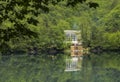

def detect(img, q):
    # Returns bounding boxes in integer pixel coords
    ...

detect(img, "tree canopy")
[1,0,120,54]
[0,0,99,54]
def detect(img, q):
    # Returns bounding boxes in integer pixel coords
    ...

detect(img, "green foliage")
[103,5,120,32]
[102,32,120,49]
[1,0,120,54]
[85,0,120,50]
[0,0,99,54]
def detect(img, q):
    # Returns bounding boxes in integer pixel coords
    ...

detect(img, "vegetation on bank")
[0,0,120,55]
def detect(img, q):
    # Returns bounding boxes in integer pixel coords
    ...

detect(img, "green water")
[0,52,120,82]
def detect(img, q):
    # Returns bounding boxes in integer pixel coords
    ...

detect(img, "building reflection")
[65,56,83,72]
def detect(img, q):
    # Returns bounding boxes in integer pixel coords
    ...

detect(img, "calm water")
[0,52,120,82]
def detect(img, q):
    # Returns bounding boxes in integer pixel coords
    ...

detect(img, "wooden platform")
[71,46,83,57]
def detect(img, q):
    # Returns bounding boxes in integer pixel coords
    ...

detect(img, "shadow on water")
[0,52,120,82]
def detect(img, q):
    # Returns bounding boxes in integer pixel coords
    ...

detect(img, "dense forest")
[0,0,120,55]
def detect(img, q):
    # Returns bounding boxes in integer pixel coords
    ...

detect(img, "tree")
[0,0,99,54]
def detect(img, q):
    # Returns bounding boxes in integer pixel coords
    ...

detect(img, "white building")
[64,30,82,45]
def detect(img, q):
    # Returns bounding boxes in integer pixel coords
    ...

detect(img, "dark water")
[0,52,120,82]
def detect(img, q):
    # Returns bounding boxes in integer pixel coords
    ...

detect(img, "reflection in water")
[65,56,83,72]
[0,52,120,82]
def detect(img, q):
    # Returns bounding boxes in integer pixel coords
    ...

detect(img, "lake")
[0,52,120,82]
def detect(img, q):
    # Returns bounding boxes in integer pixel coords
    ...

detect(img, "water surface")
[0,52,120,82]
